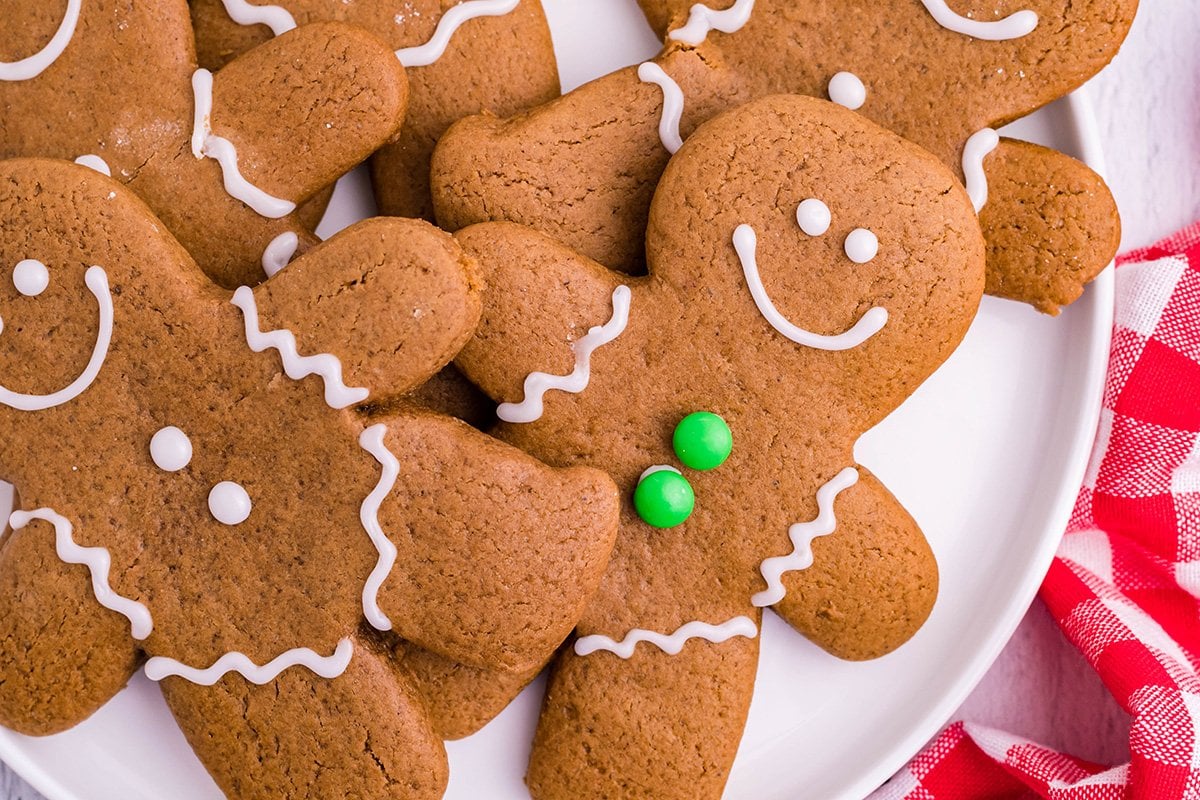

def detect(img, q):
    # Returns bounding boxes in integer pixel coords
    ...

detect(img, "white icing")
[796,199,831,237]
[0,266,113,411]
[752,467,859,606]
[208,481,252,525]
[358,424,399,632]
[962,128,1000,212]
[637,62,684,155]
[497,285,632,424]
[575,616,757,658]
[8,508,153,640]
[13,259,49,297]
[919,0,1038,41]
[150,426,192,472]
[827,71,866,111]
[190,69,296,219]
[668,0,755,45]
[230,285,369,409]
[145,638,353,685]
[73,154,111,177]
[218,0,297,36]
[733,225,887,351]
[844,228,879,264]
[261,231,299,278]
[0,0,82,81]
[395,0,521,67]
[639,464,681,483]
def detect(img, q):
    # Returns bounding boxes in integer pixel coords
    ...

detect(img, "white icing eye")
[828,72,867,111]
[844,229,879,264]
[796,199,831,236]
[13,259,49,297]
[150,426,193,472]
[209,481,252,525]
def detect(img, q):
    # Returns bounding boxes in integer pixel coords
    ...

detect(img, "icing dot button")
[150,426,193,472]
[209,481,252,526]
[844,228,879,264]
[796,199,831,237]
[673,412,733,471]
[634,466,695,529]
[13,259,49,297]
[828,71,867,111]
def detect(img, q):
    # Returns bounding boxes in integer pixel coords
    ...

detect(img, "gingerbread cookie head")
[0,158,619,797]
[453,94,985,799]
[188,0,561,221]
[0,0,410,287]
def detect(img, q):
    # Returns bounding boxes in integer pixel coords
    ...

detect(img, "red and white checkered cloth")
[874,223,1200,800]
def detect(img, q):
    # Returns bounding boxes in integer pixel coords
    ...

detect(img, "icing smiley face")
[0,260,113,412]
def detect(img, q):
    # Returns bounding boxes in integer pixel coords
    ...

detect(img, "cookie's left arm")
[246,217,482,405]
[979,138,1120,314]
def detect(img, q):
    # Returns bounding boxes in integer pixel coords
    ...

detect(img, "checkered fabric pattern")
[873,223,1200,800]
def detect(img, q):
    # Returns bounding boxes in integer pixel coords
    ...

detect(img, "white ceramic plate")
[0,2,1113,799]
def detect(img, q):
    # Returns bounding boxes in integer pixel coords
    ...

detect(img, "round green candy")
[634,468,695,528]
[672,411,733,471]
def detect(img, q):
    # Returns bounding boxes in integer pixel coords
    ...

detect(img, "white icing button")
[844,229,879,264]
[827,72,867,111]
[150,426,193,472]
[13,259,49,296]
[796,199,832,236]
[209,481,252,525]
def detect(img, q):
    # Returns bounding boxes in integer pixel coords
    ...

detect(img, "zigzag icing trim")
[231,286,370,409]
[498,285,631,423]
[752,467,859,606]
[396,0,521,67]
[575,616,757,658]
[358,424,400,631]
[9,508,153,640]
[145,638,354,685]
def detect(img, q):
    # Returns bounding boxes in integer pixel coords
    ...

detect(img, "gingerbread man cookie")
[434,0,1133,314]
[0,0,409,289]
[0,158,619,798]
[452,95,985,799]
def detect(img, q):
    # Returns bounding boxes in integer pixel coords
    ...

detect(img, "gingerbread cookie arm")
[244,218,481,405]
[365,407,618,672]
[0,522,142,735]
[452,222,633,412]
[979,138,1120,314]
[160,636,448,799]
[392,642,542,739]
[132,21,408,288]
[765,467,937,661]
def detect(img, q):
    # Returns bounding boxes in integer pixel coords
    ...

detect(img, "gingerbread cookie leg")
[0,522,142,735]
[369,408,619,672]
[978,138,1121,314]
[764,467,938,661]
[392,642,541,739]
[160,636,448,800]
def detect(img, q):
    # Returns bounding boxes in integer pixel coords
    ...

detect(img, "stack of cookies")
[0,1,1135,798]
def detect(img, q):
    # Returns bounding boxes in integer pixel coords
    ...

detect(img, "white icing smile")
[732,224,887,351]
[0,265,113,411]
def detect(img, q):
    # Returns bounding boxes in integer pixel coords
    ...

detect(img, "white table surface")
[2,2,1196,797]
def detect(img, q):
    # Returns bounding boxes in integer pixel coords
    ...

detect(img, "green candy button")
[634,468,695,528]
[673,411,733,471]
